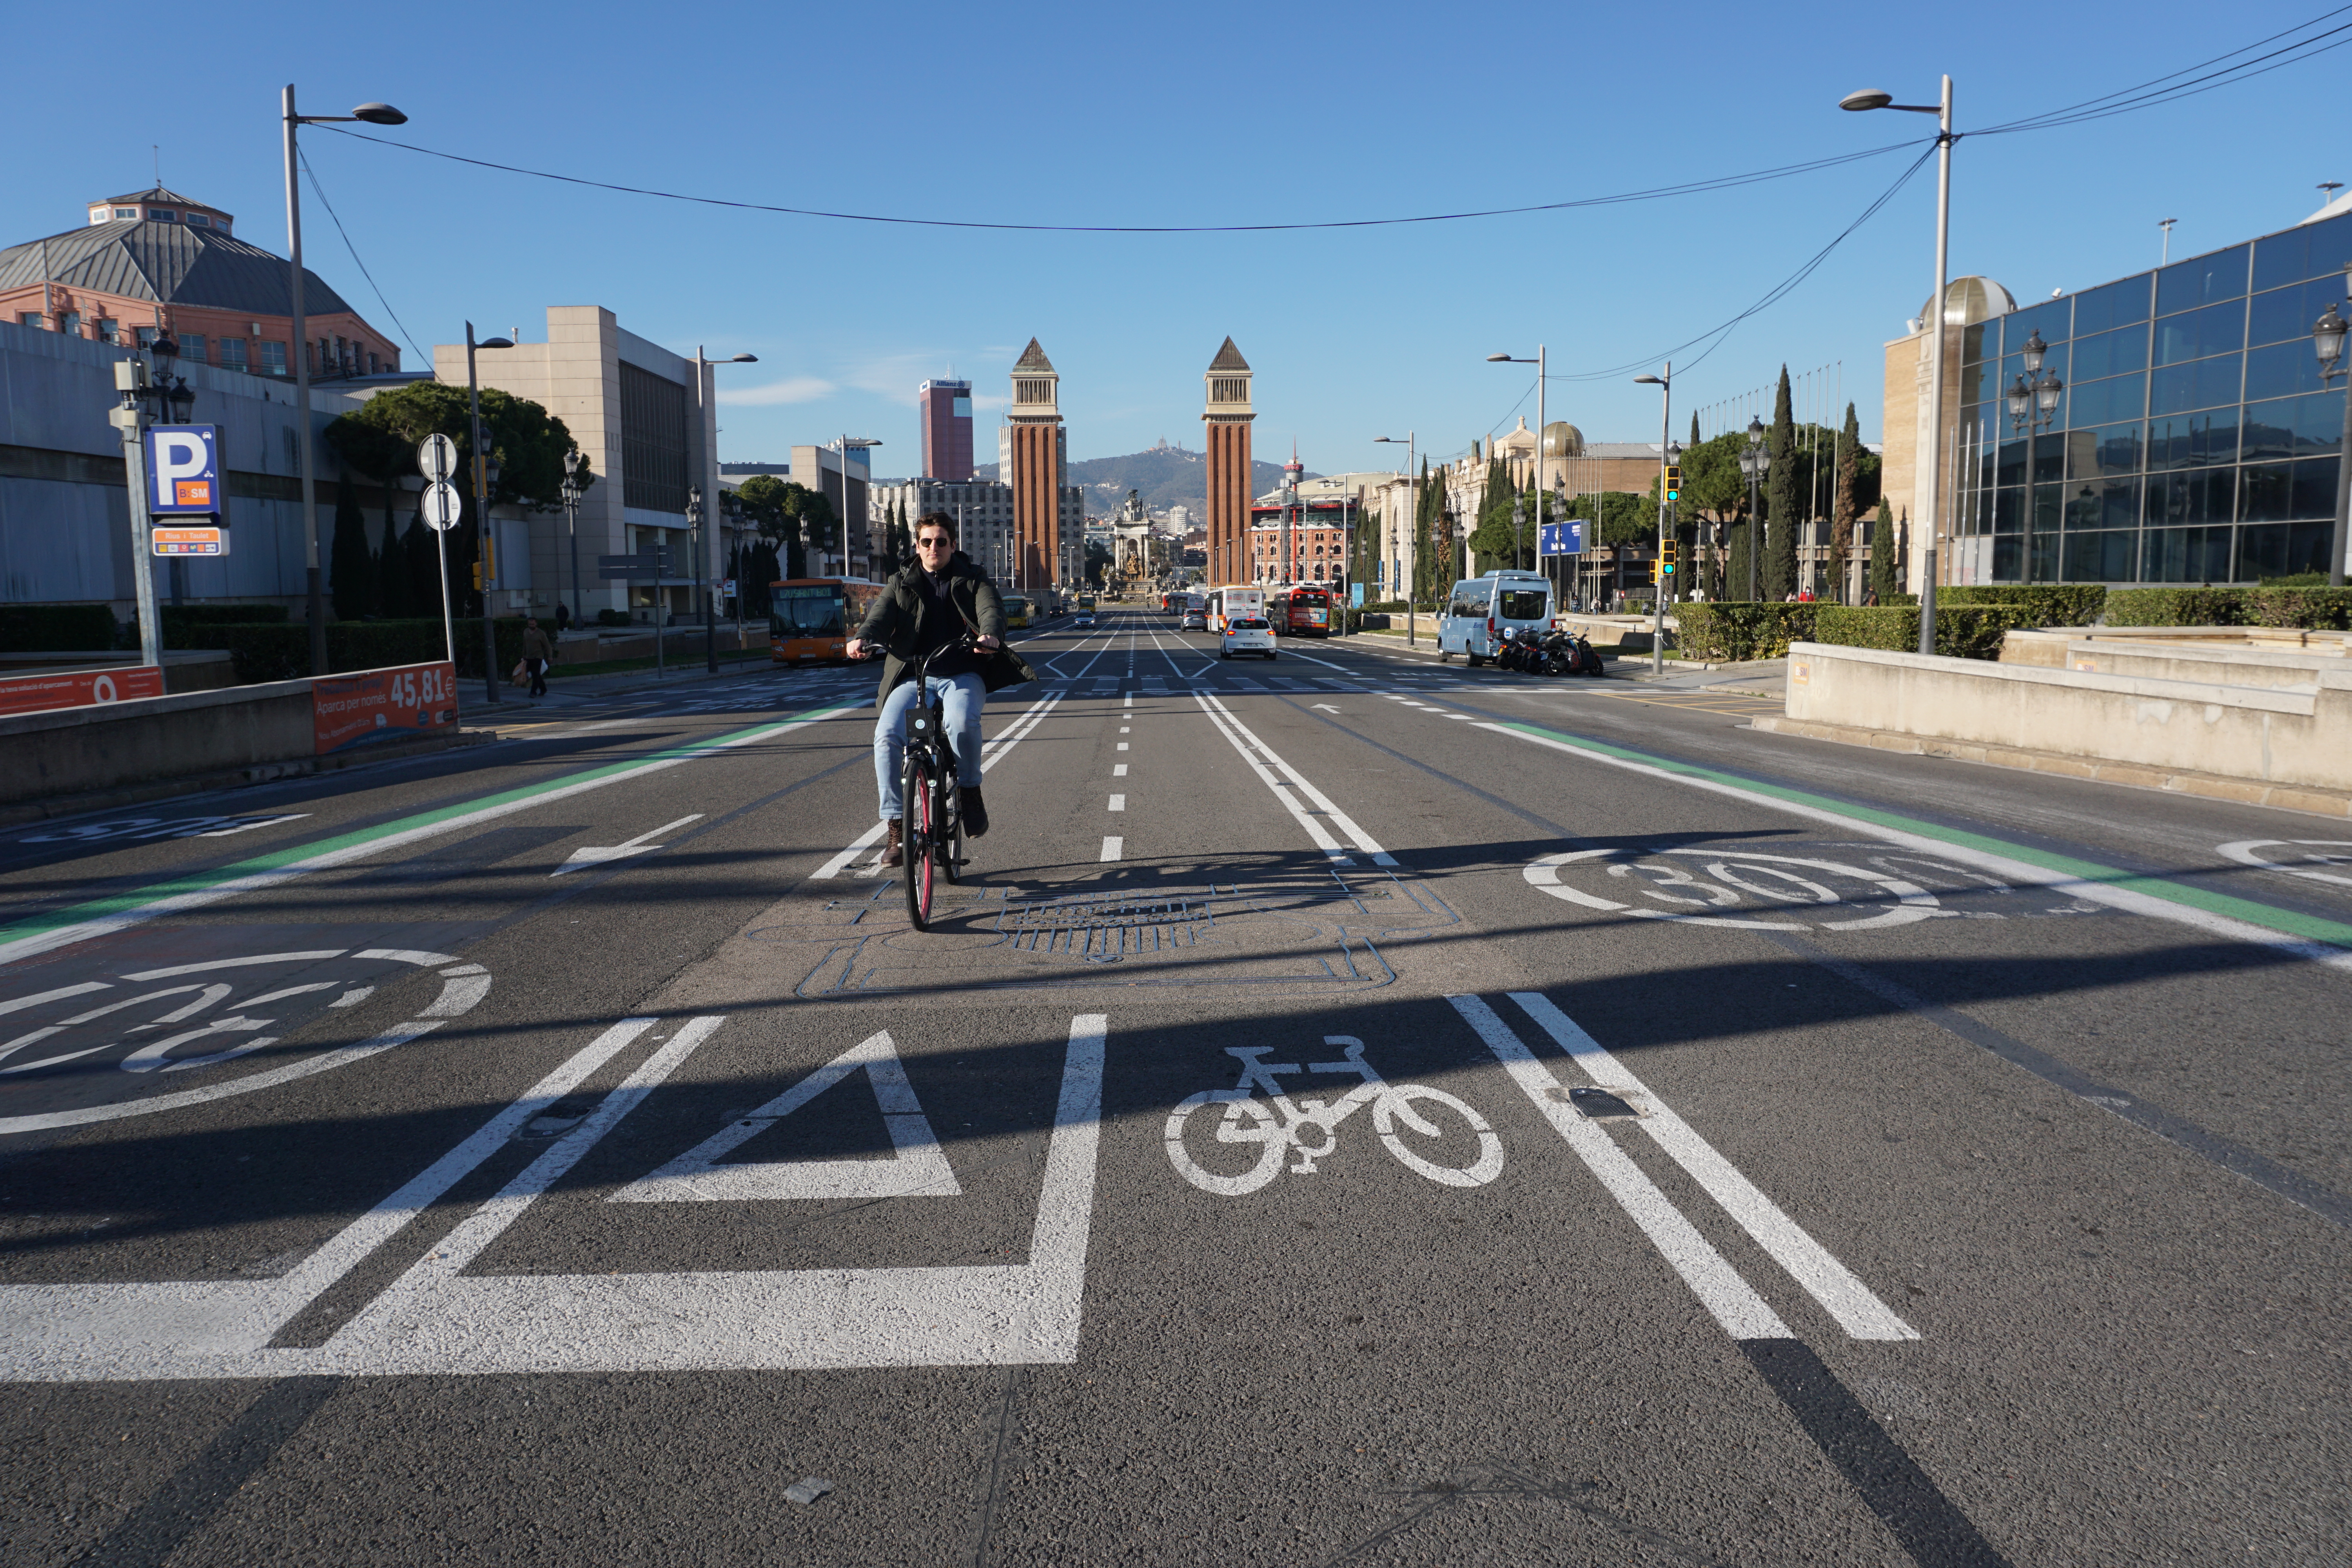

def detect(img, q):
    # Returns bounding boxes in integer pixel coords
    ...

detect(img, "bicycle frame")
[1214,1040,1426,1174]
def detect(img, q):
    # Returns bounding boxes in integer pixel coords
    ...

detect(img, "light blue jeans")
[874,671,986,820]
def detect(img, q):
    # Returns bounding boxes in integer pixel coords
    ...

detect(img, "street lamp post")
[561,448,584,631]
[694,348,757,671]
[2006,330,2065,582]
[1486,348,1547,571]
[1634,366,1672,674]
[283,90,407,678]
[2311,267,2352,587]
[1375,432,1416,644]
[1842,76,1955,656]
[1740,416,1771,604]
[464,323,514,704]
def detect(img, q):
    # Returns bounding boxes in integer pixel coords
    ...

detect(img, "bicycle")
[871,638,973,932]
[1163,1038,1504,1196]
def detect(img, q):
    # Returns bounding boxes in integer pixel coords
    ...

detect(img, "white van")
[1438,571,1554,665]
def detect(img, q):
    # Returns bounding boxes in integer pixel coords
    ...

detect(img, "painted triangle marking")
[610,1029,961,1203]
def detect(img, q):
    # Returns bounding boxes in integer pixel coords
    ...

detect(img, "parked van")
[1438,571,1554,665]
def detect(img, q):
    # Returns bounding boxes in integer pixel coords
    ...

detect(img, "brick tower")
[1007,339,1064,590]
[1202,338,1254,584]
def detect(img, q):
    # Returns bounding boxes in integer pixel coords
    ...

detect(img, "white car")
[1220,616,1276,660]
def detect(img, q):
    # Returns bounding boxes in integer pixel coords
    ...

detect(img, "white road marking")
[1447,995,1791,1341]
[1192,693,1396,866]
[1487,722,2352,973]
[1108,795,1127,812]
[615,1028,959,1203]
[550,814,705,877]
[2216,839,2352,888]
[1506,993,1917,1341]
[1113,765,1127,777]
[1100,836,1123,861]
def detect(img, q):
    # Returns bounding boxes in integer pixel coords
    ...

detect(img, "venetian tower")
[1007,339,1065,589]
[1202,338,1254,584]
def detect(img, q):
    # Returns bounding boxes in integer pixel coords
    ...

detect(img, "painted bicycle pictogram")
[1163,1037,1504,1196]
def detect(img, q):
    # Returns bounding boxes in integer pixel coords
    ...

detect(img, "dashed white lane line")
[1506,993,1917,1342]
[1100,836,1123,861]
[1191,693,1396,866]
[1108,795,1127,812]
[1113,765,1127,777]
[1447,995,1791,1341]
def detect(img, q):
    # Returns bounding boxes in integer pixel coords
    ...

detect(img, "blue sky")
[10,1,2345,479]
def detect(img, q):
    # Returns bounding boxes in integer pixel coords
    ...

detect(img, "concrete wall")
[0,676,318,805]
[1781,640,2352,792]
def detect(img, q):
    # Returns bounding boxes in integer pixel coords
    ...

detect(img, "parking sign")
[1539,519,1585,557]
[145,425,222,514]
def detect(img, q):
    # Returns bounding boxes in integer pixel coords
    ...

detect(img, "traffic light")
[1664,465,1682,503]
[1661,540,1679,577]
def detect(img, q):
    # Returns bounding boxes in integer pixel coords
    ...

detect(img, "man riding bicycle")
[844,512,1010,868]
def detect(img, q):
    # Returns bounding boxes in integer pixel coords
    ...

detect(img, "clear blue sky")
[9,1,2345,479]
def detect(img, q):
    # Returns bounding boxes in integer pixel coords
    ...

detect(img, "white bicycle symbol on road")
[1164,1038,1504,1196]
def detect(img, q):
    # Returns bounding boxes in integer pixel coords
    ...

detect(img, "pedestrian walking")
[522,617,553,699]
[554,602,572,634]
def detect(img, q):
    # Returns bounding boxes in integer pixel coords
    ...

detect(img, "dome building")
[0,187,401,381]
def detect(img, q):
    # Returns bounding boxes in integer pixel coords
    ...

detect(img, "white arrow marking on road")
[550,814,703,877]
[1312,704,1341,713]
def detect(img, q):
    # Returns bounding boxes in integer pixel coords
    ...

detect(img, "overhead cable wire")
[1975,4,2352,135]
[313,123,1922,234]
[298,149,425,363]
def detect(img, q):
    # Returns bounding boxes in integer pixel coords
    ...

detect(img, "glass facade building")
[1949,209,2349,583]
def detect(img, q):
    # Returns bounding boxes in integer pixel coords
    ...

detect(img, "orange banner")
[312,661,459,754]
[0,665,165,717]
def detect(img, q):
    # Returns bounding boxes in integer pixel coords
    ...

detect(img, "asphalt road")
[0,604,2344,1566]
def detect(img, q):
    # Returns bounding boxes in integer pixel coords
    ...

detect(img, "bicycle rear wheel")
[903,754,936,929]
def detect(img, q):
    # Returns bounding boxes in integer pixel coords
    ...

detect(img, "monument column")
[1202,338,1254,584]
[1007,339,1063,591]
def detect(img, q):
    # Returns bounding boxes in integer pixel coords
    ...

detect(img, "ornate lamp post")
[2312,265,2351,586]
[1739,416,1771,603]
[2007,330,2064,582]
[561,448,584,631]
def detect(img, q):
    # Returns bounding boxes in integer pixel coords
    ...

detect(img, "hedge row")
[1671,603,1820,662]
[1934,584,2107,624]
[0,604,119,652]
[1813,605,2032,661]
[196,619,529,684]
[2104,586,2352,630]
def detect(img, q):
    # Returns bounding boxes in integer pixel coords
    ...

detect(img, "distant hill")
[975,443,1316,519]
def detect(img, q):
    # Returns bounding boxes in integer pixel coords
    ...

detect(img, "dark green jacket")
[856,553,1019,698]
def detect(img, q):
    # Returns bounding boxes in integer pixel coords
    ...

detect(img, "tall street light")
[283,90,407,678]
[2006,330,2064,581]
[695,348,758,671]
[1374,433,1416,645]
[561,448,585,631]
[1739,416,1771,604]
[465,323,514,704]
[1486,348,1546,571]
[1634,366,1672,674]
[2313,265,2352,587]
[1842,76,1955,656]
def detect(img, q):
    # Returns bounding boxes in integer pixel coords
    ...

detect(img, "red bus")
[1270,586,1334,638]
[769,577,886,664]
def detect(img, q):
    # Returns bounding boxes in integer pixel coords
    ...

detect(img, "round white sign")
[421,481,464,532]
[417,432,458,482]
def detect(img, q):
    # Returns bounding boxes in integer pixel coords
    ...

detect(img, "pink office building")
[918,377,973,481]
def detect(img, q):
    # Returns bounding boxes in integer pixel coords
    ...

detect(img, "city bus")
[1002,593,1033,630]
[768,577,885,665]
[1269,585,1334,638]
[1203,585,1265,633]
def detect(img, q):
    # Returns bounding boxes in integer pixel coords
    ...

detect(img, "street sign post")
[145,425,222,514]
[417,433,457,484]
[418,446,464,669]
[1539,520,1584,556]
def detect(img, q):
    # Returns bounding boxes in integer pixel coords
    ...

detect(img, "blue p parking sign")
[146,425,221,514]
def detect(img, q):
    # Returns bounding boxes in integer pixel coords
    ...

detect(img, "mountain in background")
[973,442,1317,519]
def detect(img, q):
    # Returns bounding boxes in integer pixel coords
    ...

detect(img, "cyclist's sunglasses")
[916,534,955,551]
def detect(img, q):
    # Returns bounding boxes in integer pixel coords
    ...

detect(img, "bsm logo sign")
[145,425,221,514]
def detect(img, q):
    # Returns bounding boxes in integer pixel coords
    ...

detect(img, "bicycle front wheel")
[1373,1085,1504,1188]
[1163,1091,1285,1196]
[940,774,965,884]
[903,754,936,930]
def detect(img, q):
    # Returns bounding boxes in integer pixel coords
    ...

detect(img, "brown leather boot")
[882,819,903,867]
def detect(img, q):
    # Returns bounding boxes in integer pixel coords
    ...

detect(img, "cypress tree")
[328,488,375,620]
[1764,366,1798,599]
[1724,517,1752,605]
[377,512,412,619]
[1869,501,1900,602]
[1830,401,1862,604]
[1689,411,1700,448]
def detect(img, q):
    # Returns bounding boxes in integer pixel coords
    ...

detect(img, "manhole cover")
[996,892,1213,961]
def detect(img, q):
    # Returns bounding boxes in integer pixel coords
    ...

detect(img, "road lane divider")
[1477,719,2352,969]
[1192,693,1396,866]
[0,700,871,969]
[1505,991,1917,1341]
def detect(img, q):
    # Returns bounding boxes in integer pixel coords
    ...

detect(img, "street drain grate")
[997,892,1213,961]
[1564,1086,1639,1120]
